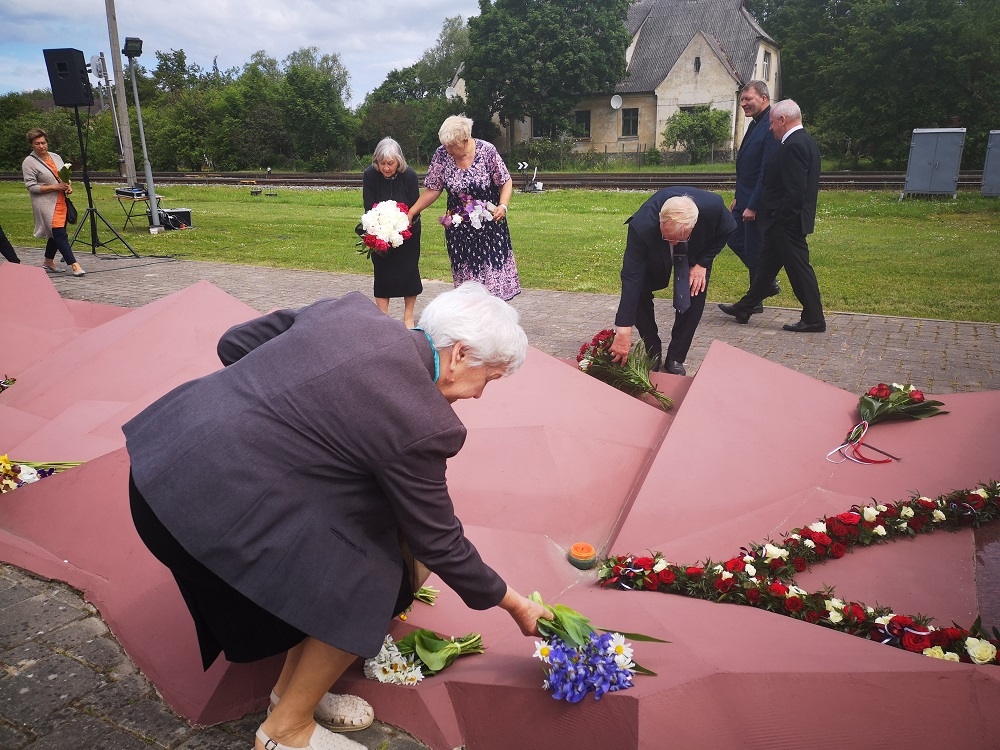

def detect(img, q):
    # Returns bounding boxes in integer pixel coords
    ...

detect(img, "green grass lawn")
[2,182,998,322]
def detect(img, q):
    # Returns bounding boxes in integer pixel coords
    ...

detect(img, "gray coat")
[22,151,67,239]
[123,293,507,658]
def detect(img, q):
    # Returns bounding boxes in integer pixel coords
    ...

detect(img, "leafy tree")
[662,106,732,164]
[466,0,630,134]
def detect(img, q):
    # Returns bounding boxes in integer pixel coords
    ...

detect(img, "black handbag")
[65,196,79,224]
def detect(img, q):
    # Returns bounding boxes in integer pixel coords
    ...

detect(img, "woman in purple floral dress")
[408,116,520,300]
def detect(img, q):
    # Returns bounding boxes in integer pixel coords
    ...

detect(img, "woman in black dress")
[362,138,422,328]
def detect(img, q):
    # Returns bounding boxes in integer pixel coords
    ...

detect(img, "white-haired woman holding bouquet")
[363,137,422,328]
[407,115,520,300]
[124,282,549,750]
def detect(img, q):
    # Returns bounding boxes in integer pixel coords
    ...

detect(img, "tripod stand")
[69,105,137,257]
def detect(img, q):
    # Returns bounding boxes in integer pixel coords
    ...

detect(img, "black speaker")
[43,48,94,107]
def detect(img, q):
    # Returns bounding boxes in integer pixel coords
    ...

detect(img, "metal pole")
[128,55,161,231]
[104,0,137,185]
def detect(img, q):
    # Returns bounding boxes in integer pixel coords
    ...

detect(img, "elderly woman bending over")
[124,282,548,750]
[408,115,520,300]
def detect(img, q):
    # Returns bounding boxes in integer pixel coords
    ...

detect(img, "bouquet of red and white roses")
[828,382,947,464]
[356,200,412,259]
[576,330,672,411]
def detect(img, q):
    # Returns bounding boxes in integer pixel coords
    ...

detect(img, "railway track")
[0,170,987,190]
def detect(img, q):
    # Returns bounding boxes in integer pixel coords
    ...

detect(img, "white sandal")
[256,723,365,749]
[269,690,375,732]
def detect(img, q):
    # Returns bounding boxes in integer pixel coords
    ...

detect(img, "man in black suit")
[610,187,736,375]
[718,99,826,332]
[724,80,780,313]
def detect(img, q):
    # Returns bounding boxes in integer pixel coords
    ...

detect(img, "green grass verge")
[1,183,997,322]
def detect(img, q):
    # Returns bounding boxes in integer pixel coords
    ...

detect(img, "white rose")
[932,509,946,522]
[720,571,734,581]
[579,359,590,371]
[897,521,908,531]
[789,533,801,541]
[891,382,903,390]
[972,488,989,499]
[763,543,788,560]
[873,525,887,536]
[922,646,947,660]
[874,615,894,626]
[713,564,724,574]
[917,496,935,504]
[827,610,844,624]
[965,637,998,665]
[825,598,844,611]
[652,558,668,573]
[943,652,960,662]
[877,504,888,512]
[862,507,879,522]
[744,564,756,577]
[803,539,816,549]
[789,585,808,597]
[808,521,827,533]
[743,555,754,564]
[900,506,914,519]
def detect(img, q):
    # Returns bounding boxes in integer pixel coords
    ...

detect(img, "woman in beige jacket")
[21,127,85,276]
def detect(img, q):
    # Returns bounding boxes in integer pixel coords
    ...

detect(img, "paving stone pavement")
[2,246,999,749]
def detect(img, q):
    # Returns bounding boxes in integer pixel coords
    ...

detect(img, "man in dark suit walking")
[718,99,826,332]
[723,80,780,313]
[610,187,736,375]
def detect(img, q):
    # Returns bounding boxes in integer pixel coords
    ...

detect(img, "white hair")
[418,282,528,373]
[771,99,802,122]
[438,115,474,147]
[658,195,699,233]
[372,137,407,172]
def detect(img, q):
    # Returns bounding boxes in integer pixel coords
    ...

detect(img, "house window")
[694,56,701,73]
[763,51,771,81]
[531,117,549,139]
[621,107,639,137]
[575,110,591,138]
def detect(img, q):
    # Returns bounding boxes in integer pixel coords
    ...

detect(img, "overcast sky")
[0,0,479,108]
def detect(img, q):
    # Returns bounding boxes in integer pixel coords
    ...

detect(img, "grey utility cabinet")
[901,128,965,199]
[982,131,1000,197]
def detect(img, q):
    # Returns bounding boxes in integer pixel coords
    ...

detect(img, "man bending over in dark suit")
[610,187,736,375]
[719,99,826,333]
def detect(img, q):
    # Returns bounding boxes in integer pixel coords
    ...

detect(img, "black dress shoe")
[765,281,781,298]
[718,303,750,324]
[663,360,686,376]
[782,320,826,333]
[752,303,764,314]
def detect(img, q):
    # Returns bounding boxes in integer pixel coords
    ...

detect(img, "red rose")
[644,576,658,591]
[909,516,926,532]
[793,557,808,572]
[634,556,654,569]
[814,545,828,557]
[942,627,966,642]
[845,526,860,539]
[769,558,784,571]
[658,569,676,585]
[724,557,746,573]
[837,512,861,526]
[910,390,925,402]
[930,630,949,647]
[713,576,735,593]
[828,521,848,539]
[813,532,832,546]
[875,384,892,399]
[917,498,937,510]
[965,494,986,511]
[885,615,915,637]
[831,542,847,559]
[746,588,761,604]
[866,386,881,397]
[768,582,788,597]
[784,596,804,613]
[685,566,704,578]
[901,629,932,652]
[805,610,822,623]
[842,603,866,622]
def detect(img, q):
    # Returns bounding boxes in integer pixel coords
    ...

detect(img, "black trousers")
[0,225,21,263]
[634,264,711,365]
[733,222,824,324]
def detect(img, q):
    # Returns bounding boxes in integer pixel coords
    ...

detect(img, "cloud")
[0,0,478,107]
